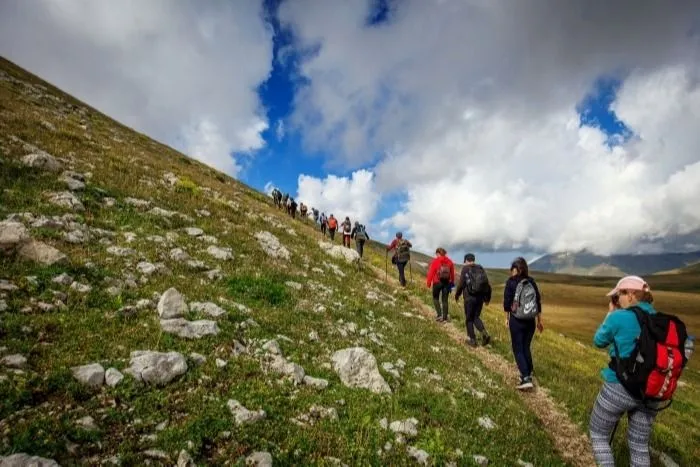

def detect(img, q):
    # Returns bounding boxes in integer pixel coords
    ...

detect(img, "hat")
[464,253,475,262]
[605,275,650,296]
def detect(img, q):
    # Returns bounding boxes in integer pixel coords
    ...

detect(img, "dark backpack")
[466,265,489,295]
[438,263,451,282]
[608,306,688,410]
[511,278,539,319]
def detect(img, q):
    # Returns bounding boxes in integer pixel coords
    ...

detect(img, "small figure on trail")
[589,275,689,466]
[272,188,282,208]
[320,212,328,236]
[312,208,319,224]
[282,193,289,210]
[285,195,292,215]
[427,247,455,322]
[502,257,542,390]
[341,216,352,248]
[351,221,370,258]
[455,253,492,348]
[327,214,338,241]
[386,232,412,287]
[290,198,298,219]
[300,202,308,219]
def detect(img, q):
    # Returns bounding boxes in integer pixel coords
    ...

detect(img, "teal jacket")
[593,301,657,383]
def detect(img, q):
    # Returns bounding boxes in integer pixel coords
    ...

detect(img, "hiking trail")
[368,260,596,467]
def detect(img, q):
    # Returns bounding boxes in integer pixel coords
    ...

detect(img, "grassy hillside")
[0,56,578,466]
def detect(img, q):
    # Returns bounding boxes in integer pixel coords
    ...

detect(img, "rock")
[21,152,62,172]
[477,416,496,430]
[0,220,30,251]
[70,281,92,293]
[389,418,418,438]
[71,362,105,388]
[0,453,59,466]
[216,358,227,368]
[127,350,188,386]
[245,451,272,467]
[255,231,291,260]
[143,449,169,460]
[308,331,320,342]
[206,246,233,260]
[204,268,222,281]
[266,354,306,385]
[123,232,137,243]
[60,171,86,191]
[148,207,176,218]
[0,300,6,312]
[47,191,84,211]
[195,209,211,217]
[105,368,124,387]
[262,340,282,355]
[189,301,227,318]
[516,460,533,467]
[18,240,67,265]
[76,415,98,431]
[331,347,391,394]
[177,450,195,467]
[285,281,302,290]
[318,241,360,263]
[125,197,151,208]
[160,318,220,339]
[63,230,86,244]
[0,279,18,291]
[474,455,489,466]
[303,375,329,389]
[169,248,190,262]
[184,227,204,237]
[136,261,163,276]
[190,353,207,365]
[407,447,429,465]
[1,354,27,369]
[157,287,188,319]
[227,399,266,425]
[106,246,136,257]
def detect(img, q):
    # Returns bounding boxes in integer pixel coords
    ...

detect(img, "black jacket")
[503,276,542,314]
[455,264,492,302]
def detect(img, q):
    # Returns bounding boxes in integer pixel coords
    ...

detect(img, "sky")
[2,0,700,267]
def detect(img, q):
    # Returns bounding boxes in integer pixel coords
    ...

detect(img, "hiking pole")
[409,261,413,284]
[385,252,388,281]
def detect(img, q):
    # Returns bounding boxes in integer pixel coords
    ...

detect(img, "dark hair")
[464,253,475,263]
[435,247,446,256]
[511,256,529,278]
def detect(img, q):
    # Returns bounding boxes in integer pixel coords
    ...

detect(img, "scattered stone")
[71,362,105,388]
[318,241,360,263]
[105,368,124,387]
[0,300,6,312]
[262,340,282,355]
[1,354,27,369]
[18,240,67,266]
[189,301,227,318]
[0,453,59,466]
[303,375,329,389]
[195,209,211,217]
[477,416,496,430]
[184,227,204,237]
[70,281,92,293]
[308,331,320,342]
[170,248,190,261]
[474,455,489,466]
[245,451,272,467]
[160,318,220,339]
[197,235,218,244]
[382,362,401,379]
[103,197,116,207]
[143,449,169,460]
[331,347,391,394]
[106,246,136,257]
[148,207,176,218]
[21,151,62,172]
[206,245,233,260]
[190,353,207,365]
[125,197,151,208]
[389,418,419,438]
[407,446,429,465]
[285,281,303,290]
[123,232,137,243]
[157,287,188,319]
[204,268,223,281]
[177,450,195,467]
[76,415,98,431]
[126,350,188,386]
[47,191,84,211]
[0,279,18,291]
[0,220,30,251]
[60,171,86,191]
[216,358,227,368]
[255,231,291,260]
[516,460,534,467]
[137,261,164,276]
[163,172,179,186]
[227,399,266,425]
[63,230,86,244]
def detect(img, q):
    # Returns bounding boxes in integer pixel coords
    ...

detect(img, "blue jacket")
[593,301,657,383]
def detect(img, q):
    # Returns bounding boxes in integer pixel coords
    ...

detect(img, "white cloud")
[0,0,273,177]
[296,169,380,226]
[263,181,278,196]
[276,120,285,141]
[280,0,700,255]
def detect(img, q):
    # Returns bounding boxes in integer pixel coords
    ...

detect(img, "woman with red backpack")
[426,247,455,322]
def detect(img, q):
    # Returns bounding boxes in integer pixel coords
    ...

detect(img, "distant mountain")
[529,250,700,277]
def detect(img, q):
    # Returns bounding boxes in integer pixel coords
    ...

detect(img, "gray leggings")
[589,382,658,466]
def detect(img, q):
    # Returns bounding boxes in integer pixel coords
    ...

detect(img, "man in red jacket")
[426,247,455,322]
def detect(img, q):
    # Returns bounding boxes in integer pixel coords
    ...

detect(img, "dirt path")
[368,262,596,467]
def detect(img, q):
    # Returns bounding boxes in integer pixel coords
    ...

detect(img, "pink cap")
[606,275,650,296]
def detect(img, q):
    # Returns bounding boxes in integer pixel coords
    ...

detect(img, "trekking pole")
[409,261,413,284]
[385,252,388,281]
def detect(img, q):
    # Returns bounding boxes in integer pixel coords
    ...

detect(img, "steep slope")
[530,250,700,276]
[0,57,571,465]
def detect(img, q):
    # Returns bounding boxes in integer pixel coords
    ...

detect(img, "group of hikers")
[268,187,693,467]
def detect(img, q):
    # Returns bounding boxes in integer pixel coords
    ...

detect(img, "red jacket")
[426,255,455,287]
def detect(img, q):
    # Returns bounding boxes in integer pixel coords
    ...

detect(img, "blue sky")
[238,0,635,267]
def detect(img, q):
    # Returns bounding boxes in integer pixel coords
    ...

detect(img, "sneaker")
[442,317,450,323]
[435,316,443,322]
[466,339,478,348]
[482,334,491,346]
[516,377,534,390]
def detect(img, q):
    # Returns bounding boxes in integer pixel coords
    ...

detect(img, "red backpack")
[609,306,689,410]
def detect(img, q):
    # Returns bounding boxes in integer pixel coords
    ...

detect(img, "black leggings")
[432,281,450,318]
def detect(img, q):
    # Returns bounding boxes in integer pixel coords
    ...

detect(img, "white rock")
[127,350,188,386]
[389,418,418,438]
[160,318,220,339]
[0,300,6,312]
[474,455,489,466]
[124,197,151,208]
[190,353,207,365]
[303,375,329,389]
[189,301,227,318]
[63,230,86,244]
[0,221,30,251]
[255,231,291,260]
[70,281,92,293]
[105,368,124,387]
[227,399,266,425]
[477,416,496,430]
[157,287,188,319]
[0,279,18,291]
[216,358,227,368]
[106,246,136,257]
[207,246,233,260]
[71,362,105,388]
[516,460,533,467]
[137,261,160,275]
[407,447,429,465]
[76,415,98,431]
[308,331,320,342]
[21,151,62,172]
[330,347,391,394]
[1,354,27,369]
[18,240,67,265]
[60,171,86,191]
[318,241,360,263]
[169,248,190,262]
[47,191,84,211]
[262,340,282,355]
[197,235,218,244]
[0,453,59,466]
[184,227,204,237]
[177,450,196,467]
[285,281,302,290]
[204,269,223,281]
[246,451,272,467]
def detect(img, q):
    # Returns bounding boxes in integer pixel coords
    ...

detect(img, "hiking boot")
[435,316,443,322]
[466,339,477,348]
[516,377,534,390]
[441,316,450,323]
[482,334,491,346]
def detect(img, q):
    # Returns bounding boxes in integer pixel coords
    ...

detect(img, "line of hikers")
[268,188,693,466]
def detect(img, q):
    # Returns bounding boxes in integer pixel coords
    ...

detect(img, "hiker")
[300,203,308,219]
[312,208,319,224]
[503,256,543,390]
[285,196,292,215]
[328,214,338,241]
[351,221,370,258]
[427,247,455,322]
[386,232,412,286]
[290,198,298,219]
[455,253,492,347]
[589,275,688,466]
[341,216,352,248]
[272,188,282,208]
[320,212,328,236]
[282,193,289,211]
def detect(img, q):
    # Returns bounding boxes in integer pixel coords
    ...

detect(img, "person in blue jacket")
[589,275,659,467]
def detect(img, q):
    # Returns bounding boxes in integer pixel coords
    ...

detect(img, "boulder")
[127,350,187,386]
[160,318,220,339]
[21,151,62,172]
[157,288,188,319]
[331,347,391,394]
[71,362,105,388]
[0,221,30,251]
[18,240,68,266]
